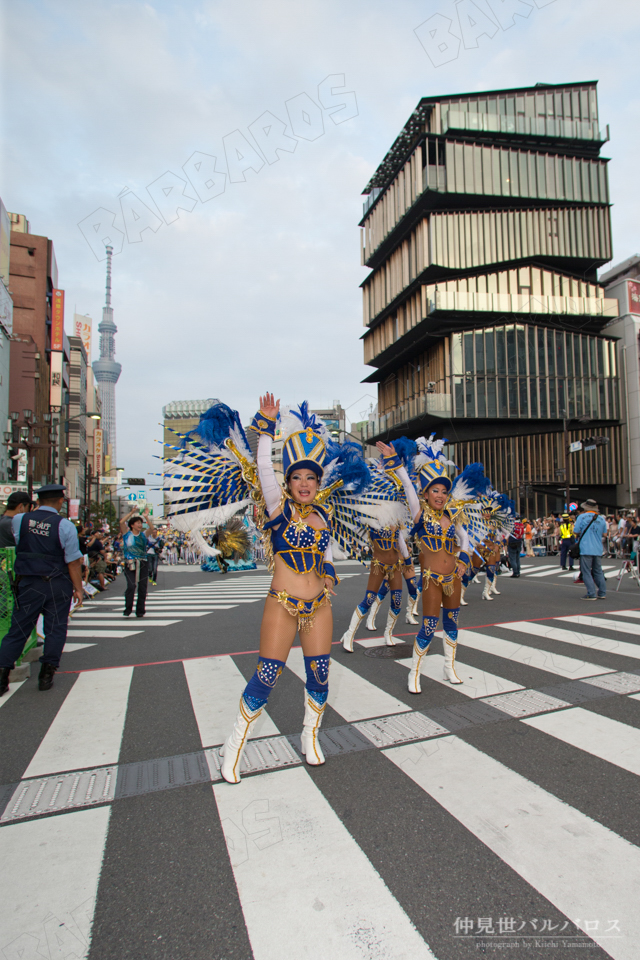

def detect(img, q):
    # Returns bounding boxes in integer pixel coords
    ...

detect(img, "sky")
[1,0,639,514]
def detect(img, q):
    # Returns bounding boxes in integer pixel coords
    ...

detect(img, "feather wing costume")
[163,401,408,569]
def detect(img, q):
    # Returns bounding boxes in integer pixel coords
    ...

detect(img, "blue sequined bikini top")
[264,499,331,578]
[369,527,398,552]
[412,509,458,555]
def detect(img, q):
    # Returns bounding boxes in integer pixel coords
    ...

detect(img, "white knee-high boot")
[383,608,400,645]
[407,615,438,694]
[300,692,326,765]
[221,698,264,783]
[460,585,468,606]
[442,635,463,683]
[490,577,500,595]
[482,576,494,600]
[341,607,365,652]
[366,595,383,630]
[405,596,419,624]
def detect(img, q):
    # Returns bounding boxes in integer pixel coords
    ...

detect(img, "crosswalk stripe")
[0,679,26,708]
[396,650,524,698]
[212,767,437,960]
[183,656,278,747]
[66,629,144,638]
[521,564,558,573]
[558,565,617,579]
[457,629,614,680]
[384,735,640,958]
[66,619,180,627]
[522,707,640,776]
[499,621,640,659]
[529,565,617,579]
[558,615,640,638]
[0,807,111,958]
[605,610,640,619]
[71,612,210,619]
[23,666,133,778]
[64,643,96,652]
[286,646,409,721]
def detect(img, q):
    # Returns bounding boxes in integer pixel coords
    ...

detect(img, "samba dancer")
[340,525,417,650]
[377,438,486,693]
[220,393,340,781]
[365,529,420,631]
[162,397,401,782]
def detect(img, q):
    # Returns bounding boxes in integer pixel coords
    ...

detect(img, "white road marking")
[558,615,640,638]
[457,629,613,680]
[396,650,524,698]
[183,656,278,746]
[65,619,180,627]
[66,629,144,639]
[63,643,96,652]
[23,666,133,778]
[385,736,640,960]
[286,646,410,721]
[500,621,640,659]
[0,679,26,707]
[71,611,210,618]
[0,806,111,960]
[213,767,437,960]
[558,565,616,579]
[604,610,640,619]
[522,706,640,776]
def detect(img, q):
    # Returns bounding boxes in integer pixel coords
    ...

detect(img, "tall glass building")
[360,81,624,514]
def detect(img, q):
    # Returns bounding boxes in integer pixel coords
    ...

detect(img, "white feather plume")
[169,500,251,556]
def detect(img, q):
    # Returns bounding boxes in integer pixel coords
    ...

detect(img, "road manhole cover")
[364,643,413,659]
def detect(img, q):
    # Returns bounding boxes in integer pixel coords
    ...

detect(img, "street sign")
[569,501,578,511]
[126,478,145,485]
[127,491,146,502]
[99,476,118,485]
[569,441,582,453]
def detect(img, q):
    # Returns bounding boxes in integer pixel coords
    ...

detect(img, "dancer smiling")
[163,395,399,782]
[377,437,497,694]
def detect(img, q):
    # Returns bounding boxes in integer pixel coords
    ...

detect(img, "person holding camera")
[119,507,156,617]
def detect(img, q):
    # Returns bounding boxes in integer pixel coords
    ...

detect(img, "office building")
[7,212,60,489]
[359,81,624,513]
[601,255,640,506]
[163,398,219,515]
[0,201,13,482]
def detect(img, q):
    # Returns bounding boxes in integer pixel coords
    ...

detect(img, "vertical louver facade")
[360,82,624,513]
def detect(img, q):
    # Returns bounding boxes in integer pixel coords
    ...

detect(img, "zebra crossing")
[1,603,640,959]
[518,561,619,579]
[65,574,360,641]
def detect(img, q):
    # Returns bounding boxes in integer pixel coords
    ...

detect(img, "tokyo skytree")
[92,245,122,469]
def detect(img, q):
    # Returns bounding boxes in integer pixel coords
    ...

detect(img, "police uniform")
[559,514,575,570]
[0,484,82,694]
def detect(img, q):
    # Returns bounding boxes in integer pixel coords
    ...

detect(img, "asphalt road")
[1,556,640,960]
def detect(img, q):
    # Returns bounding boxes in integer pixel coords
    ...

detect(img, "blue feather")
[496,492,516,515]
[324,441,370,495]
[457,462,491,497]
[184,402,249,450]
[392,436,417,468]
[290,401,324,433]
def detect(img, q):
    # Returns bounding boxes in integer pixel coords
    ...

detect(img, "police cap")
[35,483,66,498]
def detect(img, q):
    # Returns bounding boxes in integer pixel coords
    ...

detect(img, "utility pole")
[564,416,570,512]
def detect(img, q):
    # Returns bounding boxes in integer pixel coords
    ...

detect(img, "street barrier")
[0,547,38,665]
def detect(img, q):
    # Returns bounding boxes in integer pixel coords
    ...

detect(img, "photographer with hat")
[0,491,33,547]
[573,499,607,600]
[0,483,83,696]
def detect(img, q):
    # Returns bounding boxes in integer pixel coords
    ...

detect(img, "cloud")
[2,0,639,512]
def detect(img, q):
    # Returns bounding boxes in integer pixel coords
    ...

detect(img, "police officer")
[559,513,575,570]
[0,484,83,697]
